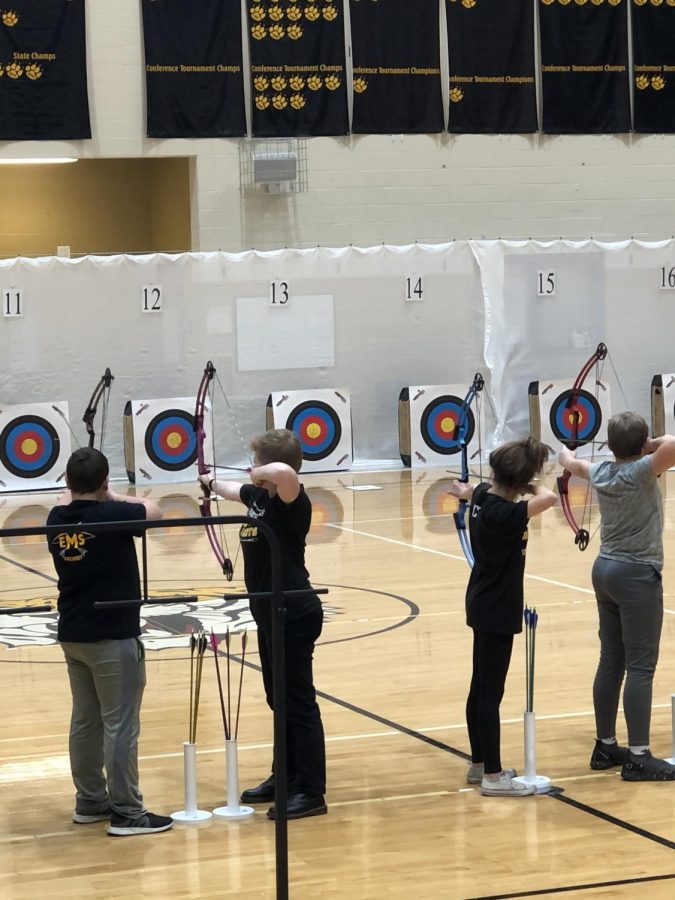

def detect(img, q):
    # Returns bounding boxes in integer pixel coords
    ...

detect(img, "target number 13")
[270,281,289,306]
[3,288,23,317]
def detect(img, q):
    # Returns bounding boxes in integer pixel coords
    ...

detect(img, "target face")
[420,396,475,456]
[306,487,344,544]
[549,389,602,445]
[0,415,60,478]
[144,410,197,471]
[286,401,342,461]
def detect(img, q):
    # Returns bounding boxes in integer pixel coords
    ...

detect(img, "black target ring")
[144,409,198,471]
[549,389,602,445]
[420,395,474,456]
[286,401,342,461]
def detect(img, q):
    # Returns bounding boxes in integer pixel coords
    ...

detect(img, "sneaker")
[621,750,675,782]
[480,773,535,797]
[467,765,517,785]
[73,811,110,824]
[107,811,174,836]
[590,739,630,771]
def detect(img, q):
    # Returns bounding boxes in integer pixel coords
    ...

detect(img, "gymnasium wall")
[1,2,673,253]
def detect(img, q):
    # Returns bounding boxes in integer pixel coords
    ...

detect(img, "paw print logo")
[271,75,287,91]
[652,75,666,90]
[251,24,267,40]
[1,10,18,26]
[558,0,572,5]
[305,5,320,21]
[449,87,464,103]
[255,94,270,110]
[287,24,303,39]
[287,5,302,21]
[574,0,588,5]
[322,5,338,19]
[650,0,664,5]
[668,0,675,6]
[590,0,604,5]
[0,67,4,77]
[254,76,269,91]
[272,94,288,110]
[324,75,341,90]
[25,63,42,80]
[607,0,622,4]
[6,62,22,78]
[269,24,285,40]
[307,75,322,91]
[289,75,305,91]
[353,77,368,94]
[461,0,477,7]
[250,5,266,21]
[541,0,555,4]
[635,75,650,90]
[268,5,284,21]
[632,0,647,5]
[290,94,306,109]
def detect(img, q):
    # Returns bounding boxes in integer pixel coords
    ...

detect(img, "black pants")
[257,607,326,796]
[466,629,514,775]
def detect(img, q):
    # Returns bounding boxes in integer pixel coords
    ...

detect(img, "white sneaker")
[467,765,517,785]
[480,773,535,797]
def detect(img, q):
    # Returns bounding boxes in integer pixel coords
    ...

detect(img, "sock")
[600,738,617,746]
[629,745,649,755]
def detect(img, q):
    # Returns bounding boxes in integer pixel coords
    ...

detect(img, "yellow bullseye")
[307,423,322,439]
[167,432,183,450]
[440,417,456,435]
[21,438,38,457]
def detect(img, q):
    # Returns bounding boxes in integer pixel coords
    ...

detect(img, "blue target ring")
[550,389,601,445]
[0,415,60,478]
[286,401,342,461]
[420,396,474,456]
[144,410,197,471]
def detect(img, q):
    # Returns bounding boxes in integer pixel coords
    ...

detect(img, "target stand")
[266,389,352,473]
[123,397,211,484]
[398,385,484,469]
[0,402,71,492]
[529,376,611,457]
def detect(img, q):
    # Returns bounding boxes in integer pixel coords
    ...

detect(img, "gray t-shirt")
[590,455,663,570]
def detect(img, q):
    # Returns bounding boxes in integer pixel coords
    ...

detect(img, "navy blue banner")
[632,3,675,134]
[0,0,90,140]
[142,0,245,138]
[249,0,348,137]
[350,0,444,134]
[446,0,536,134]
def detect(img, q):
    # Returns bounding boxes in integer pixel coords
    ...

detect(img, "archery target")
[406,385,488,469]
[126,397,211,484]
[531,378,611,458]
[305,487,345,544]
[267,389,352,473]
[0,403,71,491]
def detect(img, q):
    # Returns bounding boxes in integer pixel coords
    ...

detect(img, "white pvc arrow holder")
[666,694,675,765]
[213,739,254,820]
[171,742,212,823]
[512,711,552,794]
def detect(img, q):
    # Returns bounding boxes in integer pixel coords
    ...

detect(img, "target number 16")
[3,288,23,317]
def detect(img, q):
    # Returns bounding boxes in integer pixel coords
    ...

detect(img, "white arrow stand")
[213,740,255,820]
[171,742,212,823]
[666,694,675,765]
[512,711,553,794]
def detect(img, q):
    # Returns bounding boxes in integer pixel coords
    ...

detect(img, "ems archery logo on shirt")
[52,530,95,562]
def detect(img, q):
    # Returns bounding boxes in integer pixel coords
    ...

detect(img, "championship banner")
[528,377,611,457]
[632,3,675,134]
[0,0,90,140]
[446,0,536,134]
[249,0,348,137]
[142,0,245,138]
[0,402,71,491]
[266,389,352,472]
[539,0,630,134]
[350,0,444,135]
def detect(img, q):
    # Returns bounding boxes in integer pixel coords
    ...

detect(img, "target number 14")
[3,288,23,317]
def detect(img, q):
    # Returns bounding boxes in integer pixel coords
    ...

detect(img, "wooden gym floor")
[0,467,674,899]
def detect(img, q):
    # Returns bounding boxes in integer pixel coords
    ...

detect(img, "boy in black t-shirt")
[200,428,326,820]
[47,447,173,836]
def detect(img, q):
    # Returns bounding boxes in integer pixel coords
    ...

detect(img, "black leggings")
[466,629,514,774]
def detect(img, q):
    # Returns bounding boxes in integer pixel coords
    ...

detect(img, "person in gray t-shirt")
[559,411,675,782]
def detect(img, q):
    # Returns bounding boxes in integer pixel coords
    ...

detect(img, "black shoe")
[266,793,327,821]
[621,750,675,782]
[590,739,630,770]
[107,811,174,836]
[241,775,297,804]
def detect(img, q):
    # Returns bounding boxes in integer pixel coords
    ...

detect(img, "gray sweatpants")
[591,557,664,747]
[60,638,146,818]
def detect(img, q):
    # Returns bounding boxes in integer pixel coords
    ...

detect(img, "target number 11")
[3,288,23,317]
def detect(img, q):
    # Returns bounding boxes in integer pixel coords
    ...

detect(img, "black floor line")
[467,871,675,900]
[0,553,57,583]
[550,792,675,850]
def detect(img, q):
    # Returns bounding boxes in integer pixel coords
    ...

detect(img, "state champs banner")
[249,0,348,136]
[632,2,675,134]
[142,0,245,138]
[350,0,444,135]
[540,0,630,134]
[446,0,536,134]
[0,0,90,140]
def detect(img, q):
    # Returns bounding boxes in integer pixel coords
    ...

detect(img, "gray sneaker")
[467,765,517,785]
[481,773,535,797]
[107,811,173,836]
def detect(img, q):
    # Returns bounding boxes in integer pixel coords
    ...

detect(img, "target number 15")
[537,271,556,297]
[3,288,23,317]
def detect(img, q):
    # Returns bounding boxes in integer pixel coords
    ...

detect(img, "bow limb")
[452,373,485,568]
[556,342,607,551]
[83,368,114,450]
[194,361,234,580]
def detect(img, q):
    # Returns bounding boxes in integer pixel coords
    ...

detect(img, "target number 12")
[3,288,23,317]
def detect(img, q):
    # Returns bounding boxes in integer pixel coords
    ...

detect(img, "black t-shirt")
[466,483,529,635]
[46,500,146,642]
[239,483,321,628]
